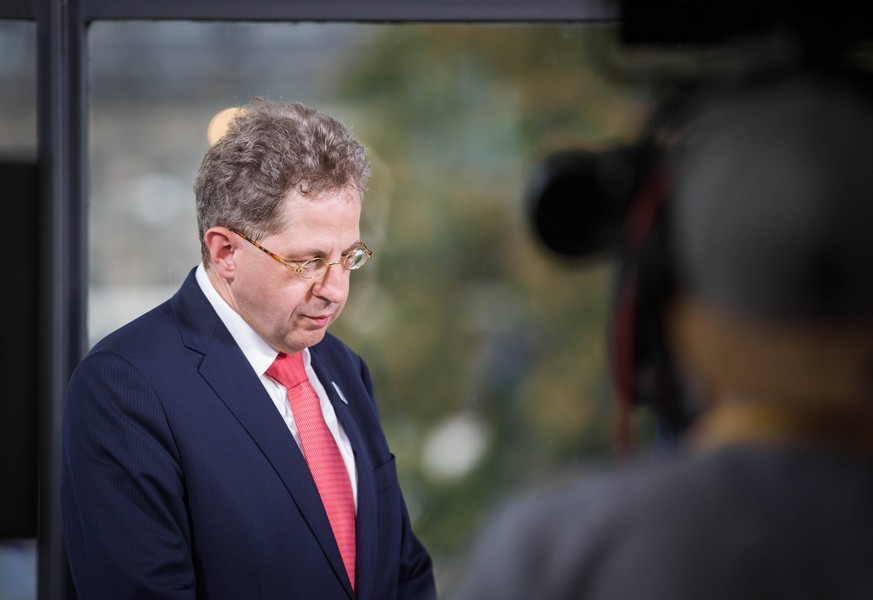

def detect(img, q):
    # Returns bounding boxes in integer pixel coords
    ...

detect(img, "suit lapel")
[171,270,354,598]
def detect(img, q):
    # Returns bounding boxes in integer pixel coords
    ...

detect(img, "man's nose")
[311,262,348,302]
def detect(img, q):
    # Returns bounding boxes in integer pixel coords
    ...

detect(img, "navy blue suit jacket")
[61,269,436,599]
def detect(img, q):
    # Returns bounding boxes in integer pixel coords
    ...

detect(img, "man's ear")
[204,227,237,278]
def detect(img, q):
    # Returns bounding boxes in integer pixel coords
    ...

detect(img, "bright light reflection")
[421,412,491,482]
[206,106,242,145]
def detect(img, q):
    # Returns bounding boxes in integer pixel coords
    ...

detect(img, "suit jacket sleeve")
[61,349,196,599]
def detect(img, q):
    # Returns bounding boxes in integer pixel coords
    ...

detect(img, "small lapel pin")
[332,381,349,404]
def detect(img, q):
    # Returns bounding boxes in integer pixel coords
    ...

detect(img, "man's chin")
[281,329,327,354]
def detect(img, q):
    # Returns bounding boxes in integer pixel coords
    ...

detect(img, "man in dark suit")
[61,99,436,599]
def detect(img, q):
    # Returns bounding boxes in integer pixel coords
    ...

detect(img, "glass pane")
[88,21,683,592]
[0,19,37,600]
[0,21,36,156]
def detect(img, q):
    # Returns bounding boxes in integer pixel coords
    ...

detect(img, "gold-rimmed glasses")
[230,228,372,280]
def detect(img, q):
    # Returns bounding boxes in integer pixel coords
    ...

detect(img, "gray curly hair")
[195,98,371,265]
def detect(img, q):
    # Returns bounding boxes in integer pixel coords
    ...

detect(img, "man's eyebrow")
[342,240,365,253]
[282,242,363,261]
[282,248,324,261]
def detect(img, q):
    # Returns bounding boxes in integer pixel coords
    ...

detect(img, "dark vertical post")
[0,161,40,540]
[36,0,86,597]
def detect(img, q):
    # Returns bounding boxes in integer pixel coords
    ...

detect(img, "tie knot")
[266,352,309,389]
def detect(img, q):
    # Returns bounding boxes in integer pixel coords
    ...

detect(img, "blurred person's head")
[665,71,873,446]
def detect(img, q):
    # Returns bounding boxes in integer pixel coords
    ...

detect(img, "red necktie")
[267,352,356,590]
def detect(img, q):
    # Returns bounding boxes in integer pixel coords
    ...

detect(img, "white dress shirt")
[195,263,358,508]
